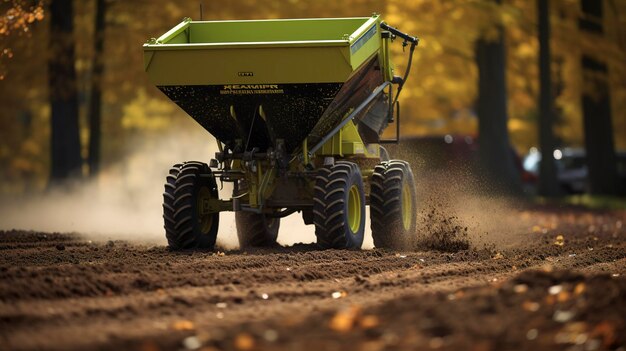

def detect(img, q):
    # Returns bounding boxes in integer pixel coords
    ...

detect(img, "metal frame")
[307,81,392,158]
[379,100,401,144]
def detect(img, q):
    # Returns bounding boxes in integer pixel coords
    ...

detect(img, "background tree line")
[0,0,624,195]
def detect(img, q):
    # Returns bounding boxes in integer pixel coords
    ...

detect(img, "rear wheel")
[370,160,417,249]
[236,212,280,248]
[314,161,365,249]
[313,166,331,242]
[163,161,219,250]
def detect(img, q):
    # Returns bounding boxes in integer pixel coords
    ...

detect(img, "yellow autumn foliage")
[0,0,624,190]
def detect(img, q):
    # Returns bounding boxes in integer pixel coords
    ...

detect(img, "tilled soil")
[0,206,625,351]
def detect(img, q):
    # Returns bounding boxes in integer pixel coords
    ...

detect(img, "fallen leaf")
[359,315,379,329]
[329,306,361,332]
[554,235,565,246]
[557,290,570,303]
[492,252,504,260]
[549,285,563,295]
[522,300,540,312]
[553,309,575,323]
[522,300,539,312]
[574,283,586,295]
[234,333,255,350]
[183,336,201,350]
[331,291,347,299]
[513,284,528,294]
[171,320,195,331]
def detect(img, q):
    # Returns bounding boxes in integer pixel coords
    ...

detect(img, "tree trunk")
[537,0,560,196]
[579,0,620,195]
[48,0,82,184]
[474,3,522,195]
[581,56,620,195]
[88,0,106,176]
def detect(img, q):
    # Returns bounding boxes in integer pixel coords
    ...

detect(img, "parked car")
[523,148,626,194]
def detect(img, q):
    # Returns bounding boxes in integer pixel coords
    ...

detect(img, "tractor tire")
[235,212,280,248]
[163,161,219,250]
[312,166,331,241]
[370,160,417,249]
[314,161,365,249]
[163,163,182,247]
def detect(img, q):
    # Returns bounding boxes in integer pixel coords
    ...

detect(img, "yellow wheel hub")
[347,184,361,234]
[197,186,214,234]
[401,180,412,231]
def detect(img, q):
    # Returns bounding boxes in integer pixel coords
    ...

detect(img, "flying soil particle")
[414,200,470,252]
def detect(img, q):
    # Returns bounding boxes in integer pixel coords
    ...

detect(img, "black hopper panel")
[158,83,343,153]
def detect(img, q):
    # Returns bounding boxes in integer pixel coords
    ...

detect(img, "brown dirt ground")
[0,206,625,351]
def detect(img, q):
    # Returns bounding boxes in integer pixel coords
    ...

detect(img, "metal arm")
[380,23,419,45]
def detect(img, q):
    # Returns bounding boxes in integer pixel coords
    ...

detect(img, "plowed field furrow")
[0,207,624,351]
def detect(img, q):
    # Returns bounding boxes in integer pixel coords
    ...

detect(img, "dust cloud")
[0,131,216,244]
[0,130,323,248]
[403,150,533,253]
[413,183,528,252]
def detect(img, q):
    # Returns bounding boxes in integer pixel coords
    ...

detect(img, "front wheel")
[314,161,365,249]
[370,160,417,249]
[235,212,280,248]
[163,162,219,250]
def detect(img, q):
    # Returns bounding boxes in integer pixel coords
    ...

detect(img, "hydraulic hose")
[380,22,419,106]
[393,41,417,107]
